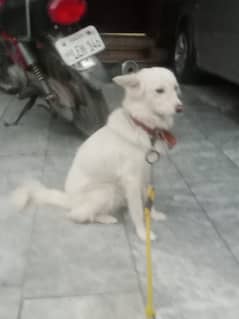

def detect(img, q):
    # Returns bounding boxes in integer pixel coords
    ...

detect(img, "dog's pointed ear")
[113,73,140,89]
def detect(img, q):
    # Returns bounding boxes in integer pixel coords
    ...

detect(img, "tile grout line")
[185,108,239,194]
[122,217,146,306]
[0,95,14,122]
[22,288,140,302]
[0,153,45,158]
[172,110,239,264]
[183,86,239,126]
[18,118,146,306]
[17,116,53,319]
[186,111,239,171]
[168,153,239,267]
[222,149,239,170]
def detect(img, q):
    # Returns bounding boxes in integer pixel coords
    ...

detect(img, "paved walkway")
[0,82,239,319]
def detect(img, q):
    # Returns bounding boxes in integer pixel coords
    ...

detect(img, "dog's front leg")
[125,181,156,241]
[143,187,166,222]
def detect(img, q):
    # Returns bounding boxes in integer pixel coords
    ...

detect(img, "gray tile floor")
[0,82,239,319]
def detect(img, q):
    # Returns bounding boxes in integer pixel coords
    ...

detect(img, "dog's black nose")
[176,104,183,113]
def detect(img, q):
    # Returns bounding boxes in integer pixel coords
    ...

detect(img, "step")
[99,47,169,65]
[101,33,154,51]
[99,33,168,66]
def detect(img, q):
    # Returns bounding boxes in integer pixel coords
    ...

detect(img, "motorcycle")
[0,0,111,136]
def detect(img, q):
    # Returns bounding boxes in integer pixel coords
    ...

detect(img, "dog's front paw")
[137,228,157,241]
[151,209,167,221]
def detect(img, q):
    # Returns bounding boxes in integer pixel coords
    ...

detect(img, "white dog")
[12,67,182,241]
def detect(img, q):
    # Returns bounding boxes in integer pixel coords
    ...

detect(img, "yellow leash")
[132,119,176,318]
[144,185,156,319]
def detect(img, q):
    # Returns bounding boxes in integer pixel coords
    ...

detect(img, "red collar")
[131,117,176,148]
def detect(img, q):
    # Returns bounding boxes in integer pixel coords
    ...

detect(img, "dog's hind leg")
[67,190,117,224]
[68,202,94,223]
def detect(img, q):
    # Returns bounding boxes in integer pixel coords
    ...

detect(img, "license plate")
[55,26,105,66]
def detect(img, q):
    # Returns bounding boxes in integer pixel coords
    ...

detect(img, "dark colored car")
[149,0,239,84]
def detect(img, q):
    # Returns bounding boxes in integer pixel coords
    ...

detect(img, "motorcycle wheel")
[73,81,109,137]
[47,76,109,137]
[37,43,109,137]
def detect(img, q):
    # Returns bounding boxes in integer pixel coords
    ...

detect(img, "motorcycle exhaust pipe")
[17,42,37,66]
[121,60,139,75]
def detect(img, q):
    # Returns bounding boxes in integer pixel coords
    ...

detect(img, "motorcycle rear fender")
[73,56,111,91]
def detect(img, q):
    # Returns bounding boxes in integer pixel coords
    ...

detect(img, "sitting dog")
[12,67,182,241]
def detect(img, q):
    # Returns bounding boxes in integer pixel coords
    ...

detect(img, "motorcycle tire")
[36,41,109,137]
[73,81,109,137]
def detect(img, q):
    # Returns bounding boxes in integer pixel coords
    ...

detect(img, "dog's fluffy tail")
[11,179,70,211]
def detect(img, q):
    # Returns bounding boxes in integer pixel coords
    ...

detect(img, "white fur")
[11,67,182,241]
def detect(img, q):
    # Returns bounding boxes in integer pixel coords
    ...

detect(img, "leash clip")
[146,149,160,165]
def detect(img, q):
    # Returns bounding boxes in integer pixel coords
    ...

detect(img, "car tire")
[173,29,197,83]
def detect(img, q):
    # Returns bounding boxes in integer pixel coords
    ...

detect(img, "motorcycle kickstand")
[4,95,37,127]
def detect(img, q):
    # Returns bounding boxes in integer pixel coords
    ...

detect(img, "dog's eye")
[156,88,165,94]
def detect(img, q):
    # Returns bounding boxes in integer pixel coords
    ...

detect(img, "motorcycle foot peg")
[121,60,139,75]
